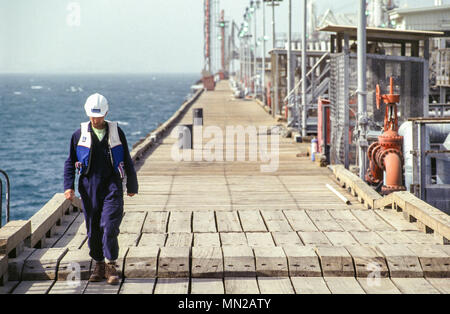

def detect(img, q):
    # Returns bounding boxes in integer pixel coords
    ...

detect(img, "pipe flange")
[381,184,407,195]
[367,142,379,160]
[378,136,403,148]
[377,147,403,170]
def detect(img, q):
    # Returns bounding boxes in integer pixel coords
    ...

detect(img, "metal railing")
[283,52,330,104]
[0,169,11,227]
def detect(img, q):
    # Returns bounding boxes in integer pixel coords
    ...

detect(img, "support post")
[262,1,266,105]
[301,0,307,136]
[357,0,368,178]
[287,0,293,125]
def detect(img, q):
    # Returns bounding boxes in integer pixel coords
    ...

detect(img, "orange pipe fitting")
[365,77,406,195]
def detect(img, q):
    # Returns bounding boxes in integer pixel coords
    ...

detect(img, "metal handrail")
[0,169,11,227]
[284,52,330,103]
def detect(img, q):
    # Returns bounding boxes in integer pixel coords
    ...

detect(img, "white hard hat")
[84,93,109,117]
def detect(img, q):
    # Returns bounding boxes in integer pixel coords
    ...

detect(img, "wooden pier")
[1,80,450,294]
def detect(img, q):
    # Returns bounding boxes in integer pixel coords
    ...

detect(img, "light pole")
[301,0,307,136]
[261,0,266,105]
[357,0,368,178]
[287,0,294,125]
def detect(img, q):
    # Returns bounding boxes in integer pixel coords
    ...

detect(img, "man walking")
[64,93,138,285]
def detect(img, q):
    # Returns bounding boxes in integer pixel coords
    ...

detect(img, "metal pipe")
[357,0,368,179]
[326,184,350,205]
[384,152,403,188]
[272,0,276,49]
[284,52,329,102]
[301,0,308,136]
[253,4,258,97]
[262,1,266,105]
[287,0,293,124]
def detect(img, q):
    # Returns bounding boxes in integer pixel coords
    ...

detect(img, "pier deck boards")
[3,81,450,294]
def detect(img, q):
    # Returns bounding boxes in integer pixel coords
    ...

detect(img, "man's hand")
[127,193,136,197]
[64,189,75,201]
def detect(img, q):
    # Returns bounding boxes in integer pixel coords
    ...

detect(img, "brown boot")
[105,261,120,285]
[89,261,105,282]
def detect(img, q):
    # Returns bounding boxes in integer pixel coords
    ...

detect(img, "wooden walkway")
[2,80,450,294]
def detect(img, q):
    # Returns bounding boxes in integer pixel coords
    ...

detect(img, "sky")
[0,0,446,74]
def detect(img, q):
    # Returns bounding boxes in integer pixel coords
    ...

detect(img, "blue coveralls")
[64,123,138,261]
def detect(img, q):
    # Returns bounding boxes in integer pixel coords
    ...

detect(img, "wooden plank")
[376,244,423,278]
[191,247,223,278]
[0,220,31,256]
[238,211,267,232]
[283,210,318,232]
[84,281,121,294]
[391,278,440,294]
[403,231,440,245]
[63,213,86,236]
[158,247,190,278]
[315,246,355,277]
[121,212,147,234]
[7,247,35,281]
[154,278,189,294]
[426,278,450,294]
[22,247,68,280]
[290,277,331,294]
[138,233,167,247]
[407,244,450,278]
[191,278,225,294]
[49,280,88,294]
[192,211,217,233]
[357,277,401,294]
[375,209,419,231]
[298,231,331,246]
[222,246,255,277]
[272,232,303,246]
[328,210,368,231]
[12,281,54,294]
[257,277,294,294]
[345,245,389,278]
[165,233,193,247]
[253,247,288,277]
[119,278,155,294]
[53,234,87,250]
[167,211,192,233]
[124,246,159,278]
[260,210,293,232]
[246,232,275,247]
[27,194,69,248]
[351,210,395,231]
[57,248,92,281]
[224,277,259,294]
[194,233,221,247]
[324,277,366,294]
[142,211,169,233]
[324,232,359,246]
[216,212,242,232]
[0,281,19,294]
[220,232,247,246]
[350,231,387,246]
[305,210,343,232]
[376,231,416,245]
[283,245,322,277]
[118,233,140,248]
